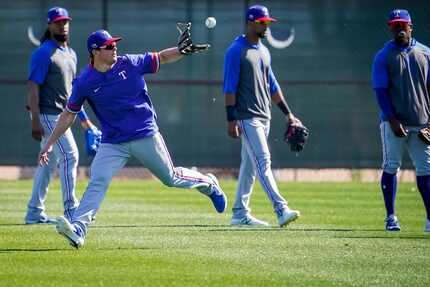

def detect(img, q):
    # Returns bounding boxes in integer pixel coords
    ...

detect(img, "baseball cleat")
[278,207,300,228]
[206,173,227,213]
[24,215,56,225]
[424,218,430,232]
[385,214,401,231]
[231,215,270,226]
[56,216,84,249]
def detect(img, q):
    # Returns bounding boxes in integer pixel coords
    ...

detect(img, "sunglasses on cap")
[96,43,117,50]
[254,20,271,25]
[388,21,411,31]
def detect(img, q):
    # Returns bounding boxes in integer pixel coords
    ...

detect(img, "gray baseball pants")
[25,113,79,222]
[232,118,289,219]
[71,132,215,236]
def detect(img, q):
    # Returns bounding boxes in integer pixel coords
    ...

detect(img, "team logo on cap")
[56,8,64,16]
[393,10,401,18]
[261,7,268,15]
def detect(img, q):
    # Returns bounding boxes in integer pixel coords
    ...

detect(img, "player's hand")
[388,117,407,137]
[31,119,44,142]
[285,113,296,124]
[227,121,241,138]
[37,145,53,166]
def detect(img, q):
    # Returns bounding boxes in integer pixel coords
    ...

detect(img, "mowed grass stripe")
[0,180,429,286]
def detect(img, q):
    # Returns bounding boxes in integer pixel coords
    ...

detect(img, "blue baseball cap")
[47,7,72,24]
[388,9,412,24]
[87,29,122,54]
[246,5,277,22]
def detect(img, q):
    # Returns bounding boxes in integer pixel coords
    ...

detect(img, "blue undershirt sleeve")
[269,67,280,94]
[223,46,241,94]
[28,48,50,84]
[372,49,389,89]
[374,88,394,118]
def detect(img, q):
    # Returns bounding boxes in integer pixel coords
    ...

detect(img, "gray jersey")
[373,39,430,126]
[223,35,280,121]
[28,39,77,115]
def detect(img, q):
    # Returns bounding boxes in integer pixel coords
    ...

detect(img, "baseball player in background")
[223,5,301,227]
[372,9,430,232]
[37,28,227,248]
[25,7,101,224]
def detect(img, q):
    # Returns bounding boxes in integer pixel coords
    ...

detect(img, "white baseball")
[205,17,216,29]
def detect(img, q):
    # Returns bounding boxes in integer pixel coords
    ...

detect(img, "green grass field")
[0,179,429,286]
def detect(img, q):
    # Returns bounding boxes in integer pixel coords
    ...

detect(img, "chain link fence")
[0,0,429,168]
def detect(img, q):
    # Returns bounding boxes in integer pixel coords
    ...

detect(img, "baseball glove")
[176,23,210,55]
[284,119,309,152]
[418,126,430,145]
[85,126,102,156]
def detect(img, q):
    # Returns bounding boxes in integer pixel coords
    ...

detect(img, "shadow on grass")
[91,225,357,232]
[0,223,55,227]
[333,235,430,240]
[2,223,427,239]
[0,246,152,253]
[0,248,69,253]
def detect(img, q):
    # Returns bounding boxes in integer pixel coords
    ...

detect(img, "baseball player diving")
[37,27,227,248]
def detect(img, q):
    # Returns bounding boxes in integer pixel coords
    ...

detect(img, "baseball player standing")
[25,7,100,224]
[223,5,301,227]
[372,9,430,232]
[37,28,227,248]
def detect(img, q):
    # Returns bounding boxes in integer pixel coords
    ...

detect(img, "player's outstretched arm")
[37,110,76,165]
[158,47,183,65]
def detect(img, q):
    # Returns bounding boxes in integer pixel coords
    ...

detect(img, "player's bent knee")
[160,177,175,187]
[383,162,401,175]
[88,175,112,191]
[416,168,430,177]
[383,168,400,175]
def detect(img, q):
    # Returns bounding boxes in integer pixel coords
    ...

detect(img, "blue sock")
[416,175,430,221]
[381,172,397,217]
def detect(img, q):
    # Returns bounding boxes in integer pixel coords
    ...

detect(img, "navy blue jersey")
[372,39,430,125]
[223,35,280,120]
[28,39,77,115]
[67,53,160,144]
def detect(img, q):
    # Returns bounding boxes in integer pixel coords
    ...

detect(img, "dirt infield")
[0,166,416,182]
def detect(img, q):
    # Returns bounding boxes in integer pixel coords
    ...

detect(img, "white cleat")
[25,215,56,225]
[231,215,270,226]
[278,207,300,228]
[56,216,84,249]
